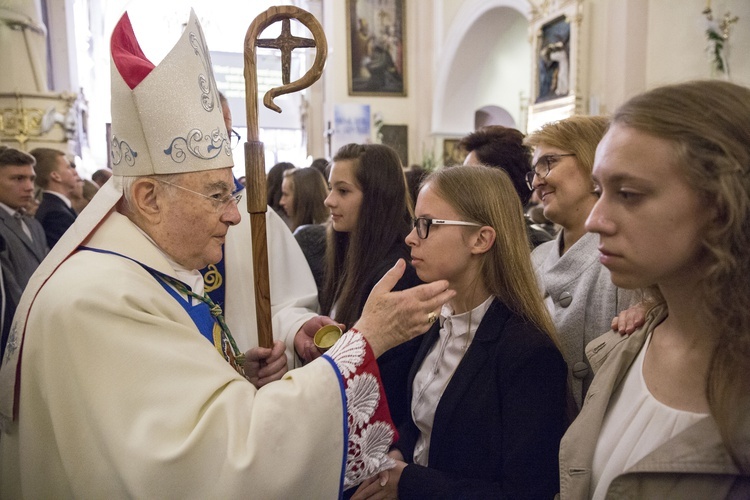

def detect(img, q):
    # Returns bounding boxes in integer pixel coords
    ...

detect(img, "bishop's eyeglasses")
[157,179,242,213]
[412,217,482,239]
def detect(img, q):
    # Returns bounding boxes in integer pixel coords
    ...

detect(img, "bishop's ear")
[129,178,163,222]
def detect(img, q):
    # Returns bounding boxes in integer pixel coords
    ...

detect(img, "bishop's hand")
[354,259,454,358]
[242,340,287,388]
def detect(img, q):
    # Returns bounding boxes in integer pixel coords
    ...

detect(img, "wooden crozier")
[243,6,327,348]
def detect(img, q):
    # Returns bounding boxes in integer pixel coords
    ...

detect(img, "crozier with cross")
[243,7,327,348]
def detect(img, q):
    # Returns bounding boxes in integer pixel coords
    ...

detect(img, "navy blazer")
[36,192,77,248]
[395,298,568,499]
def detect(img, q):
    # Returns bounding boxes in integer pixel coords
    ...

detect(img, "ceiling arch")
[432,0,530,135]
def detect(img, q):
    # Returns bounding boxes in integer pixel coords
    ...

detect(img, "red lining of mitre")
[111,12,155,90]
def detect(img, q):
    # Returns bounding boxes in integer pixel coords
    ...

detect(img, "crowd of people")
[0,7,748,499]
[0,145,114,357]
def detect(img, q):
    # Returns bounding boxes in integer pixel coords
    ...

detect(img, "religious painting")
[536,16,570,104]
[442,139,466,167]
[346,0,406,97]
[380,124,408,166]
[526,0,586,133]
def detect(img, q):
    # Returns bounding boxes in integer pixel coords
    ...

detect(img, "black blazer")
[360,242,423,431]
[342,242,424,500]
[395,298,568,499]
[35,192,77,249]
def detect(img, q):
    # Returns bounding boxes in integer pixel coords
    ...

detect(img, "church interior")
[2,0,748,179]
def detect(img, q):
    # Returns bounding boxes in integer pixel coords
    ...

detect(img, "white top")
[411,295,493,466]
[590,333,708,499]
[135,225,204,298]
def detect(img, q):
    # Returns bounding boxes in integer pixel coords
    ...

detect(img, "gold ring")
[427,311,437,324]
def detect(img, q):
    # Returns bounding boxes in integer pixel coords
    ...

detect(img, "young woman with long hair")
[279,167,330,298]
[560,80,750,498]
[322,143,421,430]
[279,167,329,231]
[354,166,568,499]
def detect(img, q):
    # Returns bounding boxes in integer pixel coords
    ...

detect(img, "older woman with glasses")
[526,116,639,412]
[353,166,567,499]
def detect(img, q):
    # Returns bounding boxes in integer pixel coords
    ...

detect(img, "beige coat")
[559,305,750,499]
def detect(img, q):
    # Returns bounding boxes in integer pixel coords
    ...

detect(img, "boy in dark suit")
[30,148,80,248]
[0,146,48,356]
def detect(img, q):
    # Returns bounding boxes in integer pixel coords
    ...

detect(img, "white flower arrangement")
[703,7,739,78]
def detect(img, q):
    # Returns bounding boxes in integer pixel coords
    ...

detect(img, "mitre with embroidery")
[109,8,232,176]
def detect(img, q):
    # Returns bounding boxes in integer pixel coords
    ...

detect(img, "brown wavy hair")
[614,80,750,471]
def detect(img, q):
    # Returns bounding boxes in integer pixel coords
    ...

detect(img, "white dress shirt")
[410,295,493,466]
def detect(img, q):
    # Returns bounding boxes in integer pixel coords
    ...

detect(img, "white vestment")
[222,190,319,367]
[0,179,395,498]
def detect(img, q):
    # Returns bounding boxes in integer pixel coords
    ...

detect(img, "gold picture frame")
[443,138,466,167]
[527,0,585,132]
[346,0,407,97]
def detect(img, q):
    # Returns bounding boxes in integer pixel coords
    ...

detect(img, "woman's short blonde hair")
[524,115,610,177]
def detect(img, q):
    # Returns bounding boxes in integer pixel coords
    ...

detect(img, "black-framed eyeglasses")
[156,179,242,213]
[525,153,576,190]
[230,129,241,150]
[412,217,482,239]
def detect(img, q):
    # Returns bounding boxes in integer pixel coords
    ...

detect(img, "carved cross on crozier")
[256,19,315,85]
[243,6,328,348]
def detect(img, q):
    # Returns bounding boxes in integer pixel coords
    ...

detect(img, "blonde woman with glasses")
[353,166,567,499]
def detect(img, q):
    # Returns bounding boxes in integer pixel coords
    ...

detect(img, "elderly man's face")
[157,167,240,270]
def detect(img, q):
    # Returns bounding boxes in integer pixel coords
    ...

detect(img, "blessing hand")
[354,259,454,358]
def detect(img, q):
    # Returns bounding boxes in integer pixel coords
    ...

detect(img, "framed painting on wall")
[526,0,586,133]
[346,0,406,96]
[442,139,466,167]
[536,16,571,104]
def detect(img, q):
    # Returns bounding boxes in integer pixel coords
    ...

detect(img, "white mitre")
[109,8,232,176]
[0,8,230,428]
